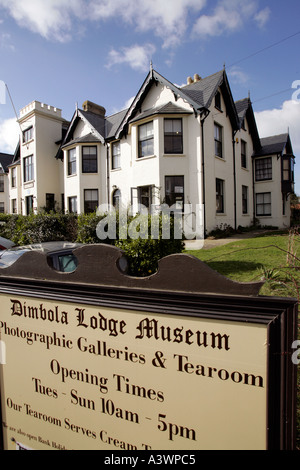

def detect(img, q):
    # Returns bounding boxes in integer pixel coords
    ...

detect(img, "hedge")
[0,211,184,276]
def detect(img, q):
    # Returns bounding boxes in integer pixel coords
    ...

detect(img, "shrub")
[77,212,107,244]
[0,212,78,245]
[116,213,184,276]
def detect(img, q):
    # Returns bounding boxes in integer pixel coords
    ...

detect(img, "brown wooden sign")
[0,245,298,450]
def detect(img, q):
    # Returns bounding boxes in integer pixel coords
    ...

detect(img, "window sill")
[22,139,34,146]
[67,174,77,178]
[111,167,121,172]
[163,153,185,157]
[216,212,226,216]
[136,155,156,161]
[255,179,273,183]
[215,155,225,162]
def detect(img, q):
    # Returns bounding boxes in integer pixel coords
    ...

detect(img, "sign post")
[0,245,298,450]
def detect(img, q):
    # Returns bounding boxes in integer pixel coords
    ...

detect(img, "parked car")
[0,236,15,251]
[0,241,82,273]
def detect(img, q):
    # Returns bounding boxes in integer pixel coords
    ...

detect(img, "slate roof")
[79,109,106,141]
[106,108,128,140]
[253,133,292,157]
[0,152,14,172]
[61,132,102,149]
[235,98,249,124]
[129,102,193,124]
[180,70,225,109]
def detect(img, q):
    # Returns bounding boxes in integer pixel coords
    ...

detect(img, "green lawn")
[186,231,300,449]
[187,232,300,298]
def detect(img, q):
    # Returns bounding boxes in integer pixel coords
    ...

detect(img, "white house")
[0,152,14,213]
[5,67,296,236]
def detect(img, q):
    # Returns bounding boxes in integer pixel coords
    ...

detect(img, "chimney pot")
[187,76,193,85]
[82,100,106,117]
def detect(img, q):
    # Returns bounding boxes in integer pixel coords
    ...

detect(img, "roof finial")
[223,62,226,70]
[150,60,153,71]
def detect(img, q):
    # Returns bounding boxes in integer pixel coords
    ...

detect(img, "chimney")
[194,73,201,82]
[187,76,193,85]
[82,100,106,117]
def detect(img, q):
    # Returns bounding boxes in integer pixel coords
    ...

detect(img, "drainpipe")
[200,109,210,237]
[252,157,256,224]
[232,130,237,231]
[106,143,110,205]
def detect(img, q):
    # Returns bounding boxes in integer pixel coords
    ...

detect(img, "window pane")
[214,124,222,158]
[24,155,34,182]
[165,176,184,208]
[216,178,224,213]
[164,119,183,154]
[68,148,76,175]
[112,141,121,169]
[84,189,98,213]
[138,122,154,158]
[68,197,77,214]
[256,192,271,216]
[82,146,97,173]
[255,158,272,181]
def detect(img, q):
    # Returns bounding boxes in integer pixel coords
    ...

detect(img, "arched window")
[112,189,121,208]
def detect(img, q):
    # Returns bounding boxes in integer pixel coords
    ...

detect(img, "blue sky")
[0,0,300,192]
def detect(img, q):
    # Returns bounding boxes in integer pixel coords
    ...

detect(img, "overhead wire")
[227,30,300,68]
[225,30,300,105]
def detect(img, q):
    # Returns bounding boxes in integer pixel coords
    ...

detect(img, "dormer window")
[215,92,221,110]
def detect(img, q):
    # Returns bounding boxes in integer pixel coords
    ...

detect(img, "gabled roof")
[129,102,193,124]
[58,107,106,153]
[115,68,240,138]
[80,109,106,140]
[235,98,261,152]
[0,152,14,172]
[181,70,224,108]
[61,132,102,149]
[253,133,293,157]
[235,98,249,124]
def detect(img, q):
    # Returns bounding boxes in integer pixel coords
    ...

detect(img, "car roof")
[10,241,82,254]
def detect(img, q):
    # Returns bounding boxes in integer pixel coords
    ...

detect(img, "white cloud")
[228,66,249,85]
[0,0,206,47]
[254,7,271,28]
[0,118,19,154]
[0,32,15,51]
[90,0,207,48]
[192,0,270,38]
[106,44,156,72]
[0,0,84,42]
